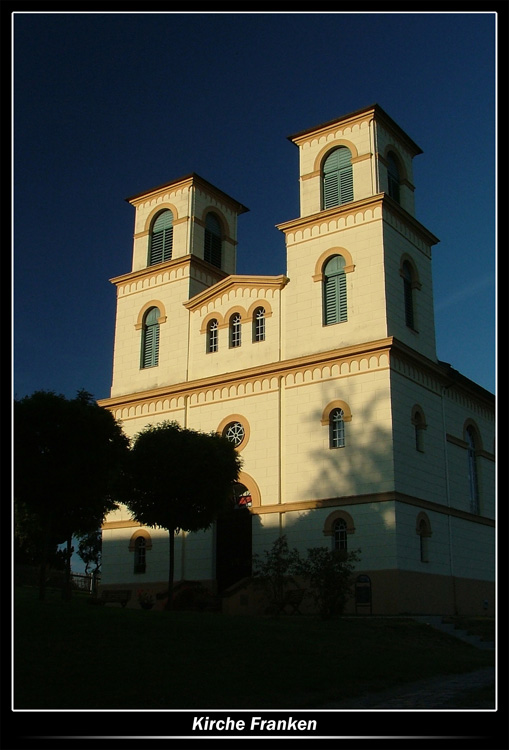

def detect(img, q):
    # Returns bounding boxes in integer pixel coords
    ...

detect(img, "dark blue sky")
[13,11,497,401]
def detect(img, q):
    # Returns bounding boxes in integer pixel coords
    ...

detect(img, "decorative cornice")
[102,519,142,530]
[110,255,227,295]
[276,194,439,249]
[288,104,422,157]
[125,172,249,216]
[102,491,495,527]
[392,338,495,409]
[446,433,495,461]
[98,337,394,418]
[249,490,495,526]
[99,336,494,424]
[184,274,290,312]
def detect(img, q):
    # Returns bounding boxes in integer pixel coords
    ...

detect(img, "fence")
[71,573,101,593]
[15,565,100,594]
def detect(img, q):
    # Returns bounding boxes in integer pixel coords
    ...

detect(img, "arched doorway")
[215,483,253,594]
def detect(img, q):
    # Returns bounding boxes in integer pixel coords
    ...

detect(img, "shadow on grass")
[14,587,495,710]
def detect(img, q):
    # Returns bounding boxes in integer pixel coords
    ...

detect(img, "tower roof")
[288,103,423,157]
[125,172,249,215]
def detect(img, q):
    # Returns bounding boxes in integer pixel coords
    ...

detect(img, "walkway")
[320,616,496,709]
[320,667,495,709]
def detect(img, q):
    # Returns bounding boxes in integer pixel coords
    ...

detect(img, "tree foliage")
[298,547,361,619]
[253,534,360,618]
[252,535,302,614]
[14,389,129,599]
[76,529,102,576]
[122,420,242,608]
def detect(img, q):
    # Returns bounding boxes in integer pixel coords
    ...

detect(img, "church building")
[98,104,495,616]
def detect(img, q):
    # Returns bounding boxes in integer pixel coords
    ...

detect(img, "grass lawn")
[13,587,495,710]
[442,616,495,642]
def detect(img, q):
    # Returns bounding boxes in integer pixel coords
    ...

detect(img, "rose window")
[224,421,245,447]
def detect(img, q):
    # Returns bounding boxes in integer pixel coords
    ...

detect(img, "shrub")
[298,547,360,619]
[252,535,302,615]
[172,582,215,611]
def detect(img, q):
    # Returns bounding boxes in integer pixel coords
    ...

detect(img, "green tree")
[122,420,242,609]
[14,500,64,568]
[76,529,102,575]
[252,535,303,616]
[14,389,129,600]
[299,547,361,619]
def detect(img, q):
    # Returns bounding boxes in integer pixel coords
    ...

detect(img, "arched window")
[466,426,480,514]
[412,409,426,452]
[418,520,429,562]
[323,255,347,325]
[149,210,173,265]
[129,530,152,573]
[141,307,160,368]
[387,152,401,203]
[322,147,354,209]
[323,510,355,551]
[253,307,266,342]
[230,313,242,348]
[322,400,352,447]
[134,537,146,574]
[416,513,432,563]
[204,213,222,268]
[402,260,415,329]
[333,518,348,551]
[232,482,252,509]
[207,319,218,353]
[329,408,345,448]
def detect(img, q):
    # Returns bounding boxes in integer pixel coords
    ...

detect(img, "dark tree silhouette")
[122,420,242,609]
[76,529,102,575]
[14,389,129,600]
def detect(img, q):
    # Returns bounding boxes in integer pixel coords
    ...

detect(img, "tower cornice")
[109,254,228,288]
[125,172,249,216]
[276,194,439,247]
[288,103,423,158]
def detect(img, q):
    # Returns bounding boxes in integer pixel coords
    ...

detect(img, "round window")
[223,421,245,447]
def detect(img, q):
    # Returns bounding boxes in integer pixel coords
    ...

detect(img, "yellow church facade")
[98,104,495,616]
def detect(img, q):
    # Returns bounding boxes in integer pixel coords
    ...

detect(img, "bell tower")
[277,104,439,363]
[108,173,248,398]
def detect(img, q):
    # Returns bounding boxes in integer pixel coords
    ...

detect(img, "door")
[215,484,253,594]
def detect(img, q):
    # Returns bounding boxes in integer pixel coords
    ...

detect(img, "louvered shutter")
[387,153,400,202]
[150,232,164,265]
[204,213,222,268]
[323,147,353,209]
[142,308,160,368]
[323,256,347,325]
[149,211,173,265]
[323,173,340,210]
[324,275,339,325]
[339,168,354,204]
[338,272,347,321]
[402,263,414,328]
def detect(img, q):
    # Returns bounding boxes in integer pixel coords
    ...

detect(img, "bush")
[252,536,361,618]
[252,535,302,615]
[299,547,360,619]
[172,582,215,611]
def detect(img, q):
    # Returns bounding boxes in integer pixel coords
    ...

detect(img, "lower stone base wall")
[99,572,495,617]
[98,579,217,610]
[221,570,495,617]
[345,569,494,617]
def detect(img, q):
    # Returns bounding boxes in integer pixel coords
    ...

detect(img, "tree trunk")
[61,535,73,600]
[165,528,175,610]
[38,520,51,601]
